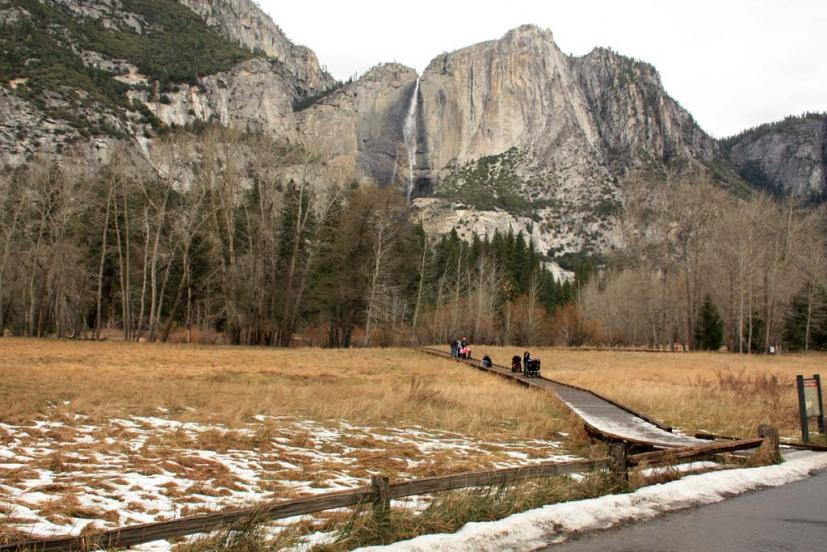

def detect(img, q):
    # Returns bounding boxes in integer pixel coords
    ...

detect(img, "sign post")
[796,374,825,443]
[816,374,825,435]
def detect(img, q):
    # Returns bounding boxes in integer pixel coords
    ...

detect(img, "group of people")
[450,336,473,359]
[449,339,539,377]
[512,351,541,377]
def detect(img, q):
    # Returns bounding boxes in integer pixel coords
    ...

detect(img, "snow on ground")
[357,450,827,552]
[0,410,576,548]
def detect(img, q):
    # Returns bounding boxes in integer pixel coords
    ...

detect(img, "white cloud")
[258,0,827,137]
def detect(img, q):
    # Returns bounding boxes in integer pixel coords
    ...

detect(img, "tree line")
[6,128,822,352]
[0,127,574,347]
[579,171,827,352]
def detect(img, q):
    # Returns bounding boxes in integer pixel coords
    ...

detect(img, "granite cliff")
[2,3,821,269]
[408,26,719,256]
[176,0,334,93]
[724,113,827,200]
[0,0,329,163]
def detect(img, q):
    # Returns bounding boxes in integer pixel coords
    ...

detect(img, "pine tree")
[694,295,724,351]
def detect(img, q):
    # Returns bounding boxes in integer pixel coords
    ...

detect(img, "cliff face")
[725,114,827,199]
[0,0,330,165]
[417,26,717,179]
[4,5,821,263]
[130,58,298,136]
[176,0,334,94]
[573,47,718,172]
[419,26,600,172]
[409,25,717,255]
[296,64,418,190]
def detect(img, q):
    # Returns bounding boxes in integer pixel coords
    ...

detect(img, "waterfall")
[402,78,420,202]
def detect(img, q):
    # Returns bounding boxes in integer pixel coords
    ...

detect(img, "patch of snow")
[357,452,827,552]
[1,411,575,546]
[639,461,719,477]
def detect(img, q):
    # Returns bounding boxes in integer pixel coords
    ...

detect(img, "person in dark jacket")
[450,338,458,357]
[523,351,531,373]
[481,354,492,368]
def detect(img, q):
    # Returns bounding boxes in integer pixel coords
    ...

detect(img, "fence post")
[608,443,629,487]
[756,425,781,464]
[371,475,390,522]
[796,375,810,443]
[814,374,825,435]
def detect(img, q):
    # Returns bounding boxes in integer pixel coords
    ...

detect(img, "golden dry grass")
[0,339,580,544]
[478,346,827,439]
[0,338,564,440]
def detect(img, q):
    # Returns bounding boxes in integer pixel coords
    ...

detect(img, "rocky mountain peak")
[176,0,335,93]
[359,63,418,85]
[501,23,554,42]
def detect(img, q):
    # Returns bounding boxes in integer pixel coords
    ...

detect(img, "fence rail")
[1,438,768,552]
[695,431,827,452]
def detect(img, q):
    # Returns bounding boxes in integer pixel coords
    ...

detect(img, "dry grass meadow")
[0,338,579,545]
[2,338,812,548]
[0,338,564,438]
[479,346,827,439]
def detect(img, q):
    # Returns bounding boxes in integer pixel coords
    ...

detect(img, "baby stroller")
[525,358,541,378]
[511,355,522,373]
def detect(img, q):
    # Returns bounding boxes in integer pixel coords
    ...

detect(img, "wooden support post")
[815,374,825,435]
[756,425,781,464]
[796,375,810,443]
[608,443,628,487]
[371,475,390,522]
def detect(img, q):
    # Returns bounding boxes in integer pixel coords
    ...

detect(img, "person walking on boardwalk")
[523,351,531,373]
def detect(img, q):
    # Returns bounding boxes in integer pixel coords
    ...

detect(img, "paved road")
[538,469,827,552]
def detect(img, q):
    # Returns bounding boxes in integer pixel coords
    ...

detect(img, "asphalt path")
[538,468,827,552]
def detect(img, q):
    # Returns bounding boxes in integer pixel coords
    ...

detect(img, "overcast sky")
[259,0,826,138]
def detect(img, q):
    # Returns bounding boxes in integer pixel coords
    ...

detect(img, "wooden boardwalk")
[419,348,705,449]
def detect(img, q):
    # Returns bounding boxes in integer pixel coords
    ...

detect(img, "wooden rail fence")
[1,437,769,552]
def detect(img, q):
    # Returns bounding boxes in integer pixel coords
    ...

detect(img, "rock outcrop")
[0,0,331,167]
[176,0,335,94]
[296,64,419,190]
[130,58,298,136]
[573,47,718,172]
[725,114,827,199]
[408,25,714,255]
